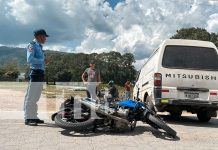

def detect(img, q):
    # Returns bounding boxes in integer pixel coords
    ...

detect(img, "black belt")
[31,69,44,74]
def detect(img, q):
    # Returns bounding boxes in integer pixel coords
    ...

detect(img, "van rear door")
[160,45,218,101]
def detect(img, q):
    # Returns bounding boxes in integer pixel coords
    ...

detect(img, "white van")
[133,39,218,122]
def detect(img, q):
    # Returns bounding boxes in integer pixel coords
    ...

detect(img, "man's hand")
[45,58,49,65]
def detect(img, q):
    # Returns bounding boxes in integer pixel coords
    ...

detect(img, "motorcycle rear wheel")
[54,113,95,131]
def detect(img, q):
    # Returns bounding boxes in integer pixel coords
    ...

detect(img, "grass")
[0,82,27,89]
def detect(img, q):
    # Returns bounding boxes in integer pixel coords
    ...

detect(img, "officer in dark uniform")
[24,29,49,125]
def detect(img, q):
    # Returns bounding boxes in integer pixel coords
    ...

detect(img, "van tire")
[197,111,211,122]
[146,98,155,112]
[143,93,155,111]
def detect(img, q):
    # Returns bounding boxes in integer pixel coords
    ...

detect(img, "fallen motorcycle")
[51,94,177,137]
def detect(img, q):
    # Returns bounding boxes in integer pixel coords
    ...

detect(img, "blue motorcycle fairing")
[117,100,144,108]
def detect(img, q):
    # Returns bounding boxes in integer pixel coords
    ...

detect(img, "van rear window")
[162,45,218,70]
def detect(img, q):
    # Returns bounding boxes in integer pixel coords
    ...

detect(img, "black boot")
[33,119,45,124]
[25,119,38,126]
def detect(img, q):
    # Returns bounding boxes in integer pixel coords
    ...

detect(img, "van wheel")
[197,111,211,122]
[145,98,155,112]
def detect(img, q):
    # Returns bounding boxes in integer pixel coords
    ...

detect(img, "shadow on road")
[150,129,180,141]
[161,115,218,128]
[59,125,180,141]
[37,123,60,128]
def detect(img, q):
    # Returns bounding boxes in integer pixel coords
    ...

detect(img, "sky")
[0,0,218,69]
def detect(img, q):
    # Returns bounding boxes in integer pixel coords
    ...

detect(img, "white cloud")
[44,44,72,52]
[7,0,33,24]
[75,28,114,53]
[134,59,148,70]
[1,0,218,70]
[113,25,146,51]
[207,13,218,32]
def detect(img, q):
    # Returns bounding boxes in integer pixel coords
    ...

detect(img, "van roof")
[162,39,216,48]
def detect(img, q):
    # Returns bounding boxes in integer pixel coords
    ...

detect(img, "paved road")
[0,115,218,150]
[0,84,218,150]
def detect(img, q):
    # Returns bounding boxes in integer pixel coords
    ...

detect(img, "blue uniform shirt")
[27,39,45,71]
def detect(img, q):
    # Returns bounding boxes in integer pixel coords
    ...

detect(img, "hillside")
[0,46,62,70]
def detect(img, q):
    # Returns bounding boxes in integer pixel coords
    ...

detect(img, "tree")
[171,27,218,47]
[44,51,137,86]
[97,51,136,85]
[45,53,65,83]
[55,70,72,82]
[3,62,19,80]
[0,67,5,77]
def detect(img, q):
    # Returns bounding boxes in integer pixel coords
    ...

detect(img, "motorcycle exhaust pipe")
[81,99,134,126]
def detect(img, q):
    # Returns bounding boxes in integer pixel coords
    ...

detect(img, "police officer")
[24,29,49,125]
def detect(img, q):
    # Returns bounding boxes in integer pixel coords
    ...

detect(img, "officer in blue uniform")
[24,29,49,125]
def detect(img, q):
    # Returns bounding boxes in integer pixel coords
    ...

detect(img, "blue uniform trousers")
[24,69,44,119]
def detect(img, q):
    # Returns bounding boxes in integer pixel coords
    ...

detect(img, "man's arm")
[82,73,86,82]
[44,53,49,65]
[27,44,44,64]
[82,69,88,82]
[124,83,127,88]
[45,57,49,65]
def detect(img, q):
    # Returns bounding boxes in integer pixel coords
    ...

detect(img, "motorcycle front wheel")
[147,114,177,137]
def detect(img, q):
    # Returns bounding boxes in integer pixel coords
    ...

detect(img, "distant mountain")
[0,46,63,71]
[0,46,26,69]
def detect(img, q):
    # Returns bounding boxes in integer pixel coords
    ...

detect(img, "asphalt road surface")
[0,114,218,150]
[0,84,218,150]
